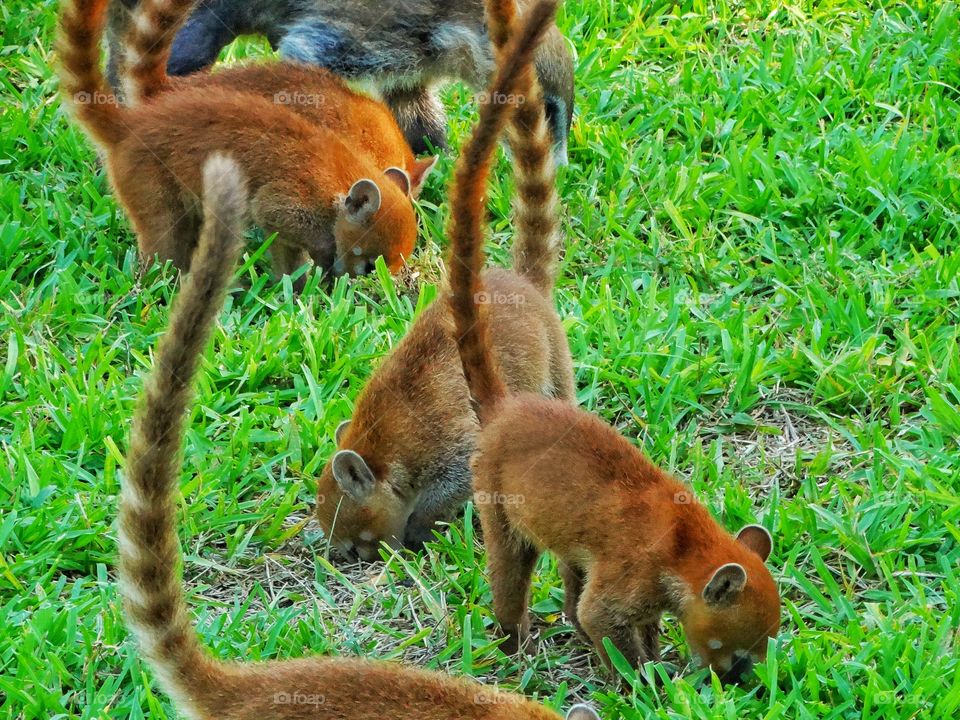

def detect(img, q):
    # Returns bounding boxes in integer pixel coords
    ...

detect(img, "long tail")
[488,0,562,294]
[118,155,246,711]
[122,0,195,103]
[448,0,558,422]
[57,0,128,146]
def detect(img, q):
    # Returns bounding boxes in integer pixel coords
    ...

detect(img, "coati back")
[121,150,599,720]
[58,0,422,280]
[446,4,783,686]
[119,0,438,196]
[312,0,573,558]
[104,0,574,162]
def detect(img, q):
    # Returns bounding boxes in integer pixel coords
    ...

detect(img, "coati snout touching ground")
[445,3,783,686]
[313,0,574,560]
[120,150,600,720]
[120,0,439,212]
[58,0,424,281]
[105,0,574,162]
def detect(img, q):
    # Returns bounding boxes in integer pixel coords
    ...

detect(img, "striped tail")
[448,0,559,422]
[486,0,562,295]
[118,155,246,714]
[121,0,195,103]
[57,0,128,146]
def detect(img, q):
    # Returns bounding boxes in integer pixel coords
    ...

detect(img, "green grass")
[2,0,959,717]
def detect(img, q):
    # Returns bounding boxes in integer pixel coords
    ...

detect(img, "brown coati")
[104,0,574,162]
[119,0,438,200]
[120,150,601,720]
[58,0,423,280]
[313,0,571,559]
[445,3,783,685]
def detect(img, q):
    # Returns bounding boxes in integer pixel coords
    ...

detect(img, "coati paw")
[402,522,437,550]
[500,629,535,656]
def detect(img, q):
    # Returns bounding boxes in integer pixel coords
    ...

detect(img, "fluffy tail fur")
[121,0,195,103]
[57,0,128,146]
[488,0,563,294]
[448,0,558,421]
[118,155,246,711]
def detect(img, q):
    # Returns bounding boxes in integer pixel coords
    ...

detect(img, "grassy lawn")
[2,0,959,717]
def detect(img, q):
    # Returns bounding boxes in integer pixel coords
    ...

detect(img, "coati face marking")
[316,424,412,561]
[334,174,416,276]
[681,525,780,684]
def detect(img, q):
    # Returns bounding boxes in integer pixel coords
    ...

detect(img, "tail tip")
[201,153,248,221]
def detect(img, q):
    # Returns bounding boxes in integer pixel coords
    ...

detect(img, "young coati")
[58,0,423,280]
[104,0,575,162]
[445,4,783,686]
[312,0,573,560]
[119,0,438,198]
[120,150,600,720]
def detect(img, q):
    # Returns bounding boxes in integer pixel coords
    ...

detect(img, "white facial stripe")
[708,639,723,650]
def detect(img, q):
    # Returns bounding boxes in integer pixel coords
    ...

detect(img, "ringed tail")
[122,0,196,103]
[447,0,560,422]
[118,154,246,714]
[57,0,128,146]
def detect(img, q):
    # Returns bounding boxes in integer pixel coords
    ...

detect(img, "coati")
[104,0,575,162]
[445,3,783,685]
[119,151,601,720]
[58,0,423,280]
[312,0,573,559]
[120,0,438,200]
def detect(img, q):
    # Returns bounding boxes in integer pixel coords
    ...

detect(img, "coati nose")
[721,653,754,685]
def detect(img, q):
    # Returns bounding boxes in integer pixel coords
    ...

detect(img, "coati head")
[333,156,436,276]
[677,525,781,684]
[314,420,414,561]
[534,25,574,164]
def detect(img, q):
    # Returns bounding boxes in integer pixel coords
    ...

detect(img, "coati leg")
[119,182,199,271]
[577,573,643,671]
[251,183,330,279]
[271,243,311,292]
[403,453,472,549]
[165,0,242,76]
[480,505,540,654]
[382,85,449,155]
[559,562,587,639]
[639,620,661,662]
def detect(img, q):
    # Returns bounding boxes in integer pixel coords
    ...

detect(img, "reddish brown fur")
[122,0,437,196]
[57,0,424,279]
[447,3,782,688]
[120,152,597,720]
[313,0,573,558]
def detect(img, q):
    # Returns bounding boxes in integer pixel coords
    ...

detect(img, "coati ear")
[332,450,376,501]
[343,179,381,224]
[408,155,438,198]
[335,420,351,445]
[565,704,600,720]
[383,167,412,196]
[736,524,773,562]
[703,563,748,608]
